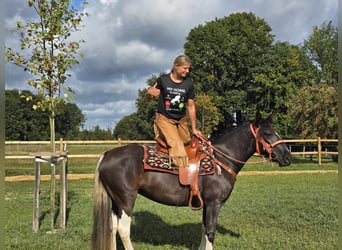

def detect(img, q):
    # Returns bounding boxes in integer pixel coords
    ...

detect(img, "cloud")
[5,0,338,129]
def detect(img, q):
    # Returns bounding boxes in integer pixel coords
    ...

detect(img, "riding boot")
[179,164,204,210]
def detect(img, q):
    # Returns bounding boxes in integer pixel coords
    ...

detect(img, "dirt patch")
[4,170,337,182]
[5,174,94,182]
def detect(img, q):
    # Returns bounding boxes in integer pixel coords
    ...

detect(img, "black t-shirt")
[156,73,195,120]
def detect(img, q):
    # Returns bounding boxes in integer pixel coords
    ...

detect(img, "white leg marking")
[111,212,118,250]
[118,211,134,250]
[198,224,213,250]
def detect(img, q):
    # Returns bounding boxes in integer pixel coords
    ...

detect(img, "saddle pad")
[143,145,215,175]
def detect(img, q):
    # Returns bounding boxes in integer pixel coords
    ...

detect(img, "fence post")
[317,137,322,165]
[59,138,63,151]
[118,138,122,147]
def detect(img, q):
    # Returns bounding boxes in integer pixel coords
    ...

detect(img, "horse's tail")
[91,153,113,250]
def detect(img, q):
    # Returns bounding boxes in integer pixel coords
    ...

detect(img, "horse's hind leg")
[111,212,118,250]
[117,211,134,250]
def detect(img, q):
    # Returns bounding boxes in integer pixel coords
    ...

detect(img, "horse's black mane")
[209,122,250,145]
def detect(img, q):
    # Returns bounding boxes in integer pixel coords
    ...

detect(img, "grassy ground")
[5,172,337,249]
[5,144,338,249]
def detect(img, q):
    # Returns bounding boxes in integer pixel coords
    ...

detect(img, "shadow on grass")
[38,190,76,230]
[116,211,241,249]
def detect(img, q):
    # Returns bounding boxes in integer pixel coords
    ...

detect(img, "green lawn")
[5,171,337,249]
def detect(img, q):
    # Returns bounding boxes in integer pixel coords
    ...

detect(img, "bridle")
[249,123,286,159]
[197,123,286,178]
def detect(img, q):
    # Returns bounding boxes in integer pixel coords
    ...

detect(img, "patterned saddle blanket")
[143,145,216,175]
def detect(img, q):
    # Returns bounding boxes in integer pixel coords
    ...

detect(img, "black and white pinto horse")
[91,112,292,250]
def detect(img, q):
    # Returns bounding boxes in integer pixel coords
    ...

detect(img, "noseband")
[249,123,286,159]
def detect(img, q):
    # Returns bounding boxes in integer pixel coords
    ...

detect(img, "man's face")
[175,64,190,77]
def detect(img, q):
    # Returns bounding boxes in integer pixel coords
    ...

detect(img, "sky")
[5,0,338,130]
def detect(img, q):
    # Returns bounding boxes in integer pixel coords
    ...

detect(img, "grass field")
[5,144,338,249]
[5,171,337,249]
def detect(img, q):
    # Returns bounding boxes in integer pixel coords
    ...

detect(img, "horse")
[91,112,292,250]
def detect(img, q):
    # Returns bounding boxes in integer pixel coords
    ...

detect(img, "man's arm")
[187,99,202,137]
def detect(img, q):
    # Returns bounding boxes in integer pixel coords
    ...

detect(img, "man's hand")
[192,128,203,138]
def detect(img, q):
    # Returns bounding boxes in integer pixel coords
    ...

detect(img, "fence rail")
[5,137,338,165]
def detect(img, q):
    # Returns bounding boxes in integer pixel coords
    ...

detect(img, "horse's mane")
[209,122,250,145]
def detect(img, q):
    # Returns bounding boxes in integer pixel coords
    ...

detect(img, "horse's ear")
[266,113,273,124]
[255,110,263,125]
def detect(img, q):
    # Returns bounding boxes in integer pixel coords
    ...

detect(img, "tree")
[246,42,315,135]
[288,21,338,139]
[195,94,222,136]
[113,113,145,140]
[55,102,86,139]
[303,21,338,85]
[184,12,274,131]
[6,0,88,151]
[184,12,314,136]
[5,89,49,140]
[5,89,85,140]
[288,83,337,139]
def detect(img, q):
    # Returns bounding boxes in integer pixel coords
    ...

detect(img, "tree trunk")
[50,109,55,152]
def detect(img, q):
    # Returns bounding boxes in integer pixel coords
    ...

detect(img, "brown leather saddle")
[144,136,210,210]
[154,136,207,163]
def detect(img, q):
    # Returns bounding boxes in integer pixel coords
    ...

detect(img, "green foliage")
[54,102,86,139]
[288,83,337,139]
[184,12,313,136]
[287,21,338,139]
[184,12,274,129]
[5,89,85,140]
[113,13,337,139]
[303,21,338,84]
[195,94,222,136]
[113,113,148,140]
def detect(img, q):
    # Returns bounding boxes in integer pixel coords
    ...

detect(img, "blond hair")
[171,55,191,71]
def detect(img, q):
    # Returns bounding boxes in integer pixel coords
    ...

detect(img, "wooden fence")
[5,137,338,165]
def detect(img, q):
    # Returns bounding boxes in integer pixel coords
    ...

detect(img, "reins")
[196,123,287,177]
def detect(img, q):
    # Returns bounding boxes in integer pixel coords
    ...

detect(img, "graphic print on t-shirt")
[165,86,186,112]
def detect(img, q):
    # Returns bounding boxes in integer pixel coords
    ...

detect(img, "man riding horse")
[146,54,204,209]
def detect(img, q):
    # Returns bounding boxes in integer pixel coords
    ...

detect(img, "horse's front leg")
[199,204,221,250]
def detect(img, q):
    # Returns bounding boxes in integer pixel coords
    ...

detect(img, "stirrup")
[189,191,204,210]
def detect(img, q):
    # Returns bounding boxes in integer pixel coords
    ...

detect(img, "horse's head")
[251,112,292,166]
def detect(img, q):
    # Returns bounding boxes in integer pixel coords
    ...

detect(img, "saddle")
[154,136,206,163]
[153,136,206,210]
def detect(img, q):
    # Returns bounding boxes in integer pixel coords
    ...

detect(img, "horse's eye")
[263,130,273,136]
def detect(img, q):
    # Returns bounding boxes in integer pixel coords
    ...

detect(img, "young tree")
[6,0,88,151]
